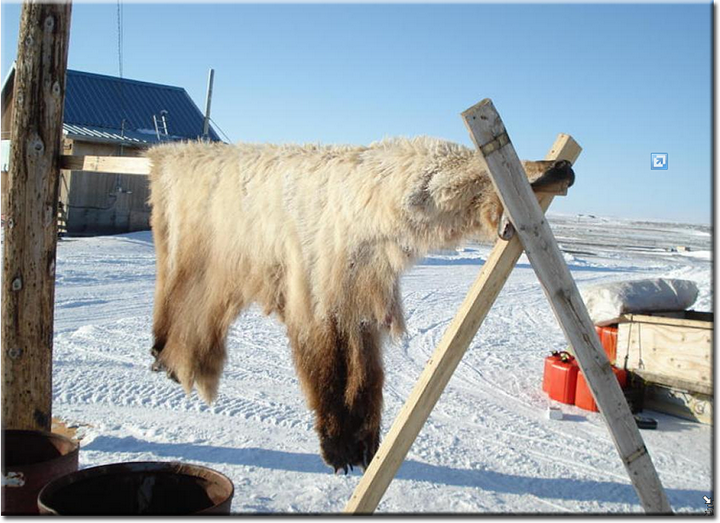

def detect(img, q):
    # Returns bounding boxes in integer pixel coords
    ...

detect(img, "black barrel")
[38,461,234,515]
[2,429,80,515]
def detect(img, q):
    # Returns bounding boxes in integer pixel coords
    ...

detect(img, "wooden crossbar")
[60,155,151,175]
[344,133,581,514]
[57,155,573,198]
[462,99,671,514]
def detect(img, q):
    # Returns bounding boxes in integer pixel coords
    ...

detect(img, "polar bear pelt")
[147,136,573,472]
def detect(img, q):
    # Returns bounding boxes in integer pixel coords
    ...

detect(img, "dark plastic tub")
[2,429,80,515]
[37,461,234,515]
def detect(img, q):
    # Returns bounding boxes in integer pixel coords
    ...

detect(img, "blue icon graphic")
[651,153,668,170]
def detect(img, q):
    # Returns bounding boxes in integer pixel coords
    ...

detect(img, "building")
[1,66,220,235]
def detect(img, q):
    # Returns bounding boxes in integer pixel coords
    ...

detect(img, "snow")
[49,214,712,514]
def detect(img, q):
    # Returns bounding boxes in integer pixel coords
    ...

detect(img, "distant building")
[1,65,220,235]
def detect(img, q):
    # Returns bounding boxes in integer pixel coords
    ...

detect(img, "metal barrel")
[38,461,234,515]
[2,429,80,515]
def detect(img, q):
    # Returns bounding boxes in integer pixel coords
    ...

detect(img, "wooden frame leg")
[344,133,581,514]
[462,99,671,514]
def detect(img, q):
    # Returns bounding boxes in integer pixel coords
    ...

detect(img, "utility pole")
[2,1,72,431]
[202,68,214,139]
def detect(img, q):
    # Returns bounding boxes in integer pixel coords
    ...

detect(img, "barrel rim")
[1,429,79,473]
[37,460,235,515]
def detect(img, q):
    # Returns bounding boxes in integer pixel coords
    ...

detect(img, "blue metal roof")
[62,69,220,144]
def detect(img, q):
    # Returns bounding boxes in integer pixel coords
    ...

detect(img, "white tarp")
[580,278,699,326]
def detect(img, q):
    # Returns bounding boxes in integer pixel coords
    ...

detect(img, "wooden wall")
[1,168,7,229]
[62,140,152,236]
[1,84,11,229]
[3,135,153,236]
[1,80,13,140]
[3,81,153,237]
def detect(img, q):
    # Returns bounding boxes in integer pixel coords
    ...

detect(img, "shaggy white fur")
[146,136,571,469]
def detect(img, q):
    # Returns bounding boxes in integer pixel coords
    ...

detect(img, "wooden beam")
[632,370,713,397]
[55,156,579,193]
[2,1,72,431]
[461,99,671,514]
[618,312,713,329]
[344,133,581,514]
[60,155,150,175]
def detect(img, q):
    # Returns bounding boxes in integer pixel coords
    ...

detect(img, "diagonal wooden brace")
[344,133,581,514]
[462,99,671,514]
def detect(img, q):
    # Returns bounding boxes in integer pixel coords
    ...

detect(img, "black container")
[2,429,80,515]
[37,461,234,515]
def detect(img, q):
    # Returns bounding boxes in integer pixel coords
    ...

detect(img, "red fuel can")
[594,325,618,365]
[575,366,628,412]
[542,352,579,405]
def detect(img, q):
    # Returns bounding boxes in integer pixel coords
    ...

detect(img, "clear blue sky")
[1,2,712,224]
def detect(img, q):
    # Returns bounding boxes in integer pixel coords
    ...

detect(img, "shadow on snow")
[83,435,703,508]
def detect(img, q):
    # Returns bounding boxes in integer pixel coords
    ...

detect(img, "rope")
[209,116,232,143]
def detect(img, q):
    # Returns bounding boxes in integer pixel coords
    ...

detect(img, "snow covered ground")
[49,213,712,514]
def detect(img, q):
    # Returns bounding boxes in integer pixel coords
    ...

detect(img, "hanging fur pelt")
[146,137,574,473]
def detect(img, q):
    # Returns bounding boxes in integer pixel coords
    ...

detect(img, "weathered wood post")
[2,1,72,431]
[462,99,671,513]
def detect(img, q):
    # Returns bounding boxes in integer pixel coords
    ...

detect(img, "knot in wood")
[7,218,14,229]
[44,16,54,31]
[7,347,23,360]
[11,277,22,291]
[32,138,44,154]
[52,81,61,96]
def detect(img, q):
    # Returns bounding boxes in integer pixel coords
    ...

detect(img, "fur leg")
[494,160,575,240]
[149,206,176,379]
[154,288,238,402]
[497,213,515,241]
[151,252,241,402]
[290,320,383,472]
[530,159,575,191]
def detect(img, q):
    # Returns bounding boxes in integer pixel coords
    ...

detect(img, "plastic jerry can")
[542,351,579,404]
[594,325,619,365]
[575,366,628,412]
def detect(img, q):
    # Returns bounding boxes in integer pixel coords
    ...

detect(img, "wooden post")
[344,134,580,514]
[461,99,671,514]
[2,1,72,431]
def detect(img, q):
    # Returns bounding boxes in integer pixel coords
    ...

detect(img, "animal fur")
[146,137,573,472]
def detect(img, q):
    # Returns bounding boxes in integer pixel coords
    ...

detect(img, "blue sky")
[1,2,712,224]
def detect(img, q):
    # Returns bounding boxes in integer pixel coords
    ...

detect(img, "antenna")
[202,68,215,139]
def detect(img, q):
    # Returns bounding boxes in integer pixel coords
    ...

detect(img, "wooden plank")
[60,154,150,175]
[643,383,712,425]
[545,133,582,164]
[633,370,713,397]
[461,99,671,514]
[343,133,581,514]
[616,320,711,392]
[1,2,72,431]
[618,312,713,329]
[59,155,576,193]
